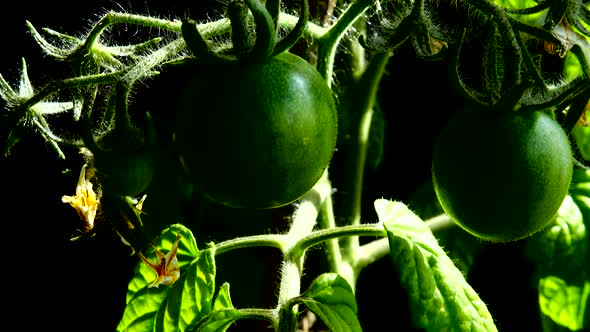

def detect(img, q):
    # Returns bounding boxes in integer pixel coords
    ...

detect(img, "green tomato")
[432,109,573,242]
[93,128,155,197]
[174,52,338,209]
[94,148,155,197]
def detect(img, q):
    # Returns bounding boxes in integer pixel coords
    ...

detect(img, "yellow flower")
[62,164,99,238]
[139,232,182,288]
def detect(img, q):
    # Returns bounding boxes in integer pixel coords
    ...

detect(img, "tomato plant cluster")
[1,0,589,331]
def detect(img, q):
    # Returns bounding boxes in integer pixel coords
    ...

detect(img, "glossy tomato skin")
[432,109,573,241]
[174,52,338,209]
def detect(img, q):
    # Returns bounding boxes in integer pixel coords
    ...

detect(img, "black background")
[1,1,541,331]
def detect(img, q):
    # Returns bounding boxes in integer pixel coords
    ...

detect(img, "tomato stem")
[266,0,281,31]
[228,1,256,56]
[275,171,331,316]
[318,186,344,276]
[114,82,133,132]
[235,308,278,327]
[214,234,286,255]
[243,0,276,62]
[317,0,373,86]
[571,44,590,78]
[448,29,490,106]
[124,37,187,82]
[563,87,590,133]
[272,0,310,56]
[334,51,390,286]
[293,224,387,258]
[278,12,327,39]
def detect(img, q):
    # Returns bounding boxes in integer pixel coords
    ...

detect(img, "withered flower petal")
[62,164,99,237]
[139,232,182,288]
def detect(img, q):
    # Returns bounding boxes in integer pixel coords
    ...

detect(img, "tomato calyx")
[180,0,309,65]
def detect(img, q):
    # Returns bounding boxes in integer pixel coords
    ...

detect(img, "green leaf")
[0,73,19,104]
[298,273,362,332]
[117,224,200,332]
[3,126,24,157]
[539,276,590,331]
[0,57,74,159]
[117,286,170,332]
[375,199,497,332]
[524,195,588,280]
[189,283,240,332]
[157,248,216,332]
[26,21,72,59]
[213,283,233,312]
[525,172,590,330]
[18,59,33,97]
[193,308,242,332]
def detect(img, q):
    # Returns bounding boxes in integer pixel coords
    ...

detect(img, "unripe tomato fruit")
[93,129,155,197]
[174,52,338,209]
[432,109,573,241]
[94,148,155,197]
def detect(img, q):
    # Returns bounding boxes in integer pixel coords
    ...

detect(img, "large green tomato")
[174,52,338,209]
[432,109,573,241]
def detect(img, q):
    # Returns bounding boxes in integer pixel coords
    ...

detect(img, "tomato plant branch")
[571,43,590,77]
[67,11,230,68]
[317,0,373,85]
[275,260,304,330]
[243,0,276,61]
[212,234,286,255]
[123,37,186,83]
[278,12,327,40]
[291,223,386,257]
[273,0,310,56]
[425,213,457,233]
[83,11,184,44]
[335,51,390,286]
[520,77,590,113]
[235,308,278,326]
[284,171,332,251]
[23,73,119,109]
[10,72,119,133]
[318,186,343,276]
[275,171,332,326]
[343,51,390,226]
